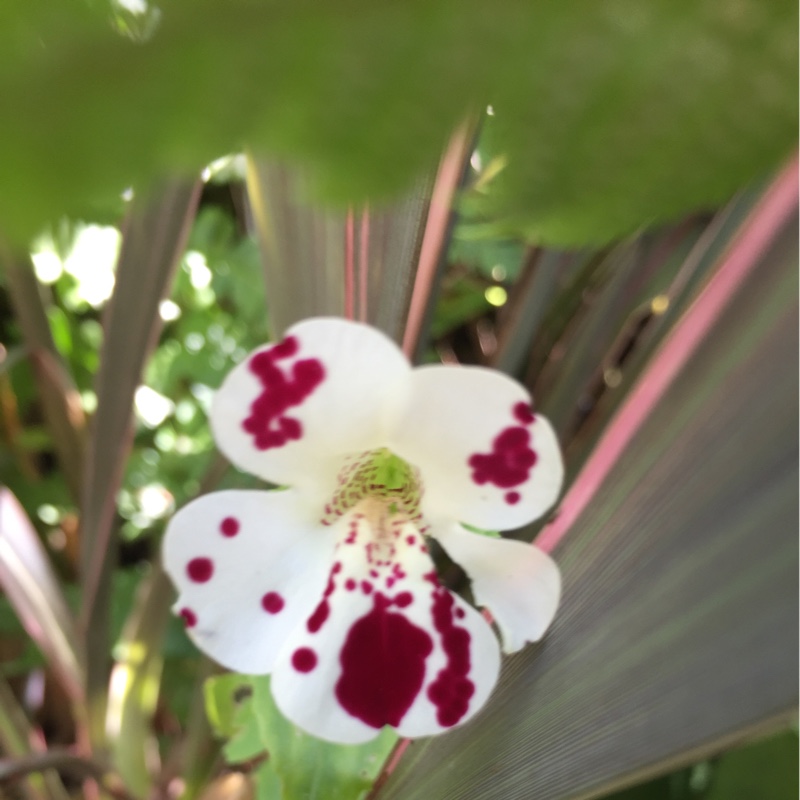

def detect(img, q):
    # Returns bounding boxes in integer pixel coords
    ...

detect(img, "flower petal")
[211,318,411,492]
[270,505,500,743]
[390,365,563,530]
[436,522,561,653]
[162,489,334,674]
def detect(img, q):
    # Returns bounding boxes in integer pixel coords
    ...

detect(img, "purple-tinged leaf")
[78,177,201,747]
[376,161,798,799]
[0,487,84,704]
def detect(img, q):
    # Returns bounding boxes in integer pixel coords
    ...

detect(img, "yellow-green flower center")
[322,448,422,525]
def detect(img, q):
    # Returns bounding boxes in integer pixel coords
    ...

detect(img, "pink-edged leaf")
[246,137,468,348]
[0,487,84,704]
[376,162,798,799]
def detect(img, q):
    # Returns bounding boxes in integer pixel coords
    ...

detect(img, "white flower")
[163,318,563,743]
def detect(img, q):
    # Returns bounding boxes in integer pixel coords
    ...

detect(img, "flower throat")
[322,448,422,525]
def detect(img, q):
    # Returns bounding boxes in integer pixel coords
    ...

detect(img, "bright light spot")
[31,246,63,284]
[485,286,508,307]
[63,225,120,308]
[154,428,176,452]
[116,0,148,13]
[159,300,181,321]
[486,105,495,116]
[81,390,98,414]
[221,336,237,355]
[121,187,134,202]
[490,265,507,282]
[134,386,174,428]
[604,368,623,388]
[203,153,247,182]
[141,448,160,465]
[191,383,214,413]
[138,484,174,519]
[175,400,196,425]
[185,332,205,353]
[470,150,483,172]
[651,294,670,315]
[174,435,194,454]
[185,250,212,289]
[37,504,60,525]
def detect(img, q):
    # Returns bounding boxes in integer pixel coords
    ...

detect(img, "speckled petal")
[390,365,563,531]
[163,489,334,673]
[270,505,500,743]
[211,318,411,498]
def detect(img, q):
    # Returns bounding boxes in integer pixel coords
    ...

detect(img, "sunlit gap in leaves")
[31,224,121,309]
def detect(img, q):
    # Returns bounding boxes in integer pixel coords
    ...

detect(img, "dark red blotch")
[242,335,325,451]
[336,593,432,729]
[468,403,537,503]
[427,589,475,727]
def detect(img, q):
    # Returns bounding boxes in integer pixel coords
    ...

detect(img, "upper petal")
[270,506,500,743]
[435,522,561,653]
[162,489,334,674]
[211,318,411,490]
[389,365,564,531]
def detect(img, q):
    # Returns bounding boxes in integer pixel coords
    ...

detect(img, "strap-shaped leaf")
[78,178,201,745]
[377,166,798,799]
[0,488,84,705]
[246,158,433,342]
[1,250,86,503]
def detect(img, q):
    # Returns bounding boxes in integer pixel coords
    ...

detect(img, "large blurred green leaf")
[0,0,795,244]
[377,168,798,798]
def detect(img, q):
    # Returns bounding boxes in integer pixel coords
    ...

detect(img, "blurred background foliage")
[0,1,796,799]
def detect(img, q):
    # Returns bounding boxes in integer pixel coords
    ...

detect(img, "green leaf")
[206,674,397,800]
[705,732,799,800]
[0,0,794,244]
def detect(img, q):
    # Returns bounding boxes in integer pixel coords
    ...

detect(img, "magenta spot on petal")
[243,336,325,451]
[505,491,521,505]
[361,580,373,595]
[307,567,337,633]
[394,592,413,608]
[220,516,240,537]
[292,647,318,673]
[261,592,284,614]
[336,593,433,728]
[513,401,535,425]
[345,578,357,591]
[467,407,538,492]
[179,608,197,627]
[455,608,466,619]
[427,590,474,727]
[406,535,416,546]
[186,557,213,583]
[423,570,439,586]
[307,602,329,633]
